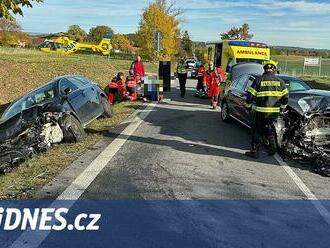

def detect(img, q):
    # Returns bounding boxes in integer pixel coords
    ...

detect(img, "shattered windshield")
[298,96,330,114]
[1,83,57,123]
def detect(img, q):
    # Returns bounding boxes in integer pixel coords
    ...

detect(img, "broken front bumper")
[276,111,330,176]
[0,112,69,174]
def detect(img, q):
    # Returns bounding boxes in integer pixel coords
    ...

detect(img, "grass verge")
[0,101,142,199]
[0,47,153,199]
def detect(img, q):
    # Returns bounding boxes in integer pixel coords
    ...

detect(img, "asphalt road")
[10,79,330,248]
[79,79,330,201]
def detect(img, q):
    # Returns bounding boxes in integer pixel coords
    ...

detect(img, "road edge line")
[274,153,330,226]
[9,103,157,248]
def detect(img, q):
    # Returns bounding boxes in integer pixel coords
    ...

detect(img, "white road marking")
[58,104,155,200]
[274,154,330,226]
[10,103,156,248]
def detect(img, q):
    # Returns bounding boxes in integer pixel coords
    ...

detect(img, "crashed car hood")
[0,105,45,143]
[290,90,330,115]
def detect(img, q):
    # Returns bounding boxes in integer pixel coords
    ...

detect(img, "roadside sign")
[303,57,322,76]
[154,31,163,53]
[304,57,321,66]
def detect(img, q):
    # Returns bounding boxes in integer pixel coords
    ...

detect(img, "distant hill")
[271,45,330,58]
[271,45,330,53]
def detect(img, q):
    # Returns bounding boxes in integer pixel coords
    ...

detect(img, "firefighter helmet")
[264,60,278,71]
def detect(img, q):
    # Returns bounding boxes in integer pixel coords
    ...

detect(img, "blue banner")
[0,200,330,248]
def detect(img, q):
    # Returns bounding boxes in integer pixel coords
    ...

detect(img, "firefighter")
[177,58,189,97]
[195,64,206,97]
[245,61,289,159]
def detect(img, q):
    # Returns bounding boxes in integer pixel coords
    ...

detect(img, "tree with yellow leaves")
[112,34,131,51]
[136,1,181,61]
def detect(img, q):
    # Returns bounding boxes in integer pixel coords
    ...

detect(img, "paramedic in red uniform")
[195,64,206,97]
[206,64,227,109]
[126,74,138,101]
[107,72,127,104]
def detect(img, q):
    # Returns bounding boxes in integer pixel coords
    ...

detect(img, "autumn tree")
[136,1,181,60]
[89,25,114,43]
[0,18,19,44]
[125,33,137,46]
[221,23,254,41]
[67,25,87,42]
[0,19,31,46]
[112,34,131,50]
[0,0,43,20]
[180,30,193,57]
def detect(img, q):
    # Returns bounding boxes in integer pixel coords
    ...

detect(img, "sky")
[16,0,330,49]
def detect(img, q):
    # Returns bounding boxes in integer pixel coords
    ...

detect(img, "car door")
[242,76,257,127]
[69,77,103,121]
[230,75,249,121]
[59,78,89,123]
[223,78,239,116]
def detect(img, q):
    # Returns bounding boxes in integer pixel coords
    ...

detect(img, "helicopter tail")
[98,33,113,56]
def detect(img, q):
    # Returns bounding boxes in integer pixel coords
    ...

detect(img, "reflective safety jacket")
[197,66,206,77]
[177,62,188,74]
[126,76,137,89]
[246,72,289,118]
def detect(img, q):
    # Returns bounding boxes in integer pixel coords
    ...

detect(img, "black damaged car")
[221,63,330,176]
[0,75,113,172]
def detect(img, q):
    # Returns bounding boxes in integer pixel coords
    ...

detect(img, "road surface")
[10,79,330,248]
[78,79,330,201]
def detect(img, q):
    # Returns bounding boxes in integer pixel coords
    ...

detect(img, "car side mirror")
[63,87,72,95]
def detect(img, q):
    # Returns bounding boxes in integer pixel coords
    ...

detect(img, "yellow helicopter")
[38,34,113,56]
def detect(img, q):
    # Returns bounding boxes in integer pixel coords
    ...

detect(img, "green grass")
[271,55,330,91]
[0,47,157,105]
[273,55,330,77]
[0,47,151,199]
[0,101,142,199]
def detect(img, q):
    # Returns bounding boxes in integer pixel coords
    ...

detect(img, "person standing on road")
[195,64,206,97]
[245,61,289,159]
[204,63,227,109]
[177,58,189,97]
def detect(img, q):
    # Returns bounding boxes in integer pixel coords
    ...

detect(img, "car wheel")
[101,96,114,118]
[63,115,86,143]
[221,101,231,122]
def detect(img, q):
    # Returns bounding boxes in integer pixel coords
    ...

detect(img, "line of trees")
[0,0,194,60]
[66,25,132,51]
[0,18,31,46]
[271,47,330,59]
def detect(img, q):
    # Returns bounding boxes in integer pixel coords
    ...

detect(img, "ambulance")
[206,40,271,72]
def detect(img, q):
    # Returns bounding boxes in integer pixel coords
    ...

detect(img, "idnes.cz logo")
[0,207,101,231]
